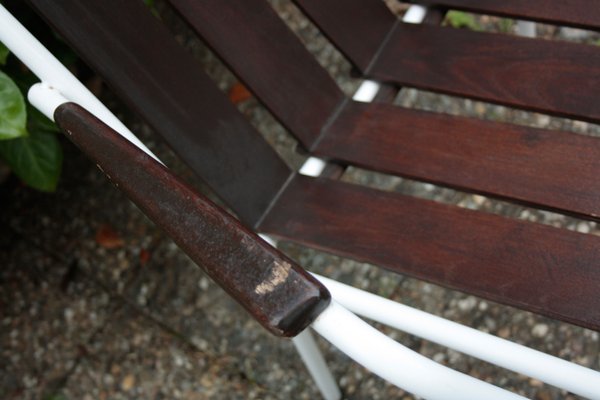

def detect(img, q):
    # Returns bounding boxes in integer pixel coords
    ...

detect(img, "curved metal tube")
[315,274,600,400]
[312,301,526,400]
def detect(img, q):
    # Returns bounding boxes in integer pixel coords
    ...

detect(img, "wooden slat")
[293,0,447,70]
[26,0,291,226]
[291,0,397,69]
[368,23,600,123]
[259,176,600,331]
[167,0,345,149]
[315,101,600,219]
[407,0,600,31]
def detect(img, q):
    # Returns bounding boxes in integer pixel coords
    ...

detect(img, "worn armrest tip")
[272,285,331,338]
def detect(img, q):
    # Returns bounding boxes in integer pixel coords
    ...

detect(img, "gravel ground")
[2,1,600,399]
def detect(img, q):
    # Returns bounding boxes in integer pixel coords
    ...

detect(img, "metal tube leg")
[292,329,342,400]
[258,234,340,400]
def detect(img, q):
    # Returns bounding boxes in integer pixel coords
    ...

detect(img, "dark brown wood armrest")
[53,102,330,337]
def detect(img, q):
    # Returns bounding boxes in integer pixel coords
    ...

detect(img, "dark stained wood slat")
[259,176,600,331]
[291,0,397,69]
[293,0,447,70]
[26,0,291,227]
[55,103,330,337]
[167,0,345,149]
[315,101,600,219]
[368,23,600,123]
[407,0,600,31]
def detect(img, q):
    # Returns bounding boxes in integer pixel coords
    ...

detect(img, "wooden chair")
[3,0,600,398]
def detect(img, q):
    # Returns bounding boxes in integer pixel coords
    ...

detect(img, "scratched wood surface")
[54,103,330,337]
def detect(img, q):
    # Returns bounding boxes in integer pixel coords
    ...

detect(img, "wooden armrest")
[53,102,330,337]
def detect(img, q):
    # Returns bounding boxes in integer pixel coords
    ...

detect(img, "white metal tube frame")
[315,274,600,400]
[313,301,526,400]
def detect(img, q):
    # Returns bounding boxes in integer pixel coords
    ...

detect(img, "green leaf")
[0,130,62,191]
[446,11,482,31]
[498,18,514,33]
[0,70,28,140]
[0,41,9,65]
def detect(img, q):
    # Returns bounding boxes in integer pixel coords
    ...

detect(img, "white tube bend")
[312,301,526,400]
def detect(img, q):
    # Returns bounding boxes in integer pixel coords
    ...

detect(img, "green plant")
[445,10,482,31]
[0,41,63,191]
[498,18,514,33]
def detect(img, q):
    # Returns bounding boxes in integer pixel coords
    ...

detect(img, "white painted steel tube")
[352,80,381,103]
[292,330,341,400]
[0,4,157,161]
[27,83,69,121]
[312,301,526,400]
[403,4,428,24]
[299,157,327,177]
[314,274,600,400]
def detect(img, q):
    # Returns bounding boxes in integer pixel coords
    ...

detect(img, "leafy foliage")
[498,18,514,33]
[0,130,62,191]
[0,70,27,140]
[0,40,63,191]
[446,11,482,31]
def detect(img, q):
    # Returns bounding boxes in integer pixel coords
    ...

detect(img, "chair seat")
[25,0,600,333]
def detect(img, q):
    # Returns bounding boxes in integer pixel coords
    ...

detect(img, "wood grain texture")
[259,175,600,331]
[369,23,600,123]
[55,103,330,337]
[316,101,600,219]
[27,0,291,226]
[168,0,345,149]
[406,0,600,31]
